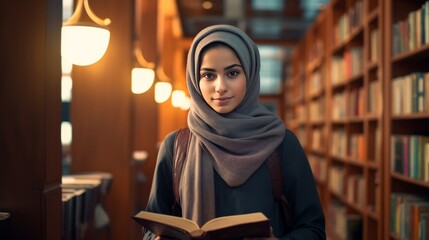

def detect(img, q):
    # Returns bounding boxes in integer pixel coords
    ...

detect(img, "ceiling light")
[171,90,186,108]
[132,47,155,94]
[154,66,173,103]
[132,68,155,94]
[180,96,191,110]
[155,82,172,103]
[61,0,111,66]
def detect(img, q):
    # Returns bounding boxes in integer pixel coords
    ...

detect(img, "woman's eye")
[227,70,240,78]
[201,72,216,80]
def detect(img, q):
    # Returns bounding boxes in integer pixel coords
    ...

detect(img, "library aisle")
[285,0,429,239]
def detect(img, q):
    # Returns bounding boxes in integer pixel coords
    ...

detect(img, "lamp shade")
[155,82,172,103]
[61,24,110,66]
[180,96,191,110]
[132,67,155,94]
[171,90,186,107]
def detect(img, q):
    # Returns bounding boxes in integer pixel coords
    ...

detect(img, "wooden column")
[0,0,62,239]
[131,0,159,239]
[71,0,135,239]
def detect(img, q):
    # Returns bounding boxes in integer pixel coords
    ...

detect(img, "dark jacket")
[143,128,326,239]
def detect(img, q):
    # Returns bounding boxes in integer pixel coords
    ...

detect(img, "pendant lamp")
[131,47,155,94]
[154,66,172,103]
[61,0,111,66]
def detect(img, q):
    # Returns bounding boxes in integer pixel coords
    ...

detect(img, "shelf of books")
[286,40,308,148]
[304,11,329,215]
[384,0,429,239]
[327,0,383,239]
[286,0,385,238]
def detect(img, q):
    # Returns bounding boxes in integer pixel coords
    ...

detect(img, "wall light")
[132,68,155,94]
[155,82,172,103]
[180,96,191,110]
[61,57,73,75]
[154,66,172,103]
[171,90,186,107]
[61,0,111,66]
[131,47,155,94]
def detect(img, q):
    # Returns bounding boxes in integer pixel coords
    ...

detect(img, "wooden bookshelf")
[305,11,330,217]
[287,40,308,145]
[287,0,429,239]
[384,0,429,240]
[286,0,386,239]
[328,0,383,238]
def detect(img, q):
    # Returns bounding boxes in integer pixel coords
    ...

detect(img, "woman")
[143,24,325,239]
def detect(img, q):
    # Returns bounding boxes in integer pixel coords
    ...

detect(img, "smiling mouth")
[213,97,232,105]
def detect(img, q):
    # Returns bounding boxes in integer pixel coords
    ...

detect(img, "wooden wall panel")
[132,1,159,239]
[0,0,62,239]
[70,0,134,240]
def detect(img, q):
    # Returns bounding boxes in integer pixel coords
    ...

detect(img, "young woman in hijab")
[143,24,326,239]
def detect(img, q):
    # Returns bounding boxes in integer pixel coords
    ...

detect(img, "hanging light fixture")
[171,90,186,107]
[155,82,172,103]
[154,66,172,103]
[61,0,111,66]
[180,96,191,110]
[131,47,155,94]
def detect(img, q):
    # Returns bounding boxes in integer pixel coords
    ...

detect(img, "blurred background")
[1,0,327,239]
[60,1,326,238]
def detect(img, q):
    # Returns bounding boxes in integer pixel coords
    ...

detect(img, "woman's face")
[199,46,247,114]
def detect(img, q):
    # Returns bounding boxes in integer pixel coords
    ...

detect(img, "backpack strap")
[265,151,293,231]
[172,128,292,230]
[172,128,190,215]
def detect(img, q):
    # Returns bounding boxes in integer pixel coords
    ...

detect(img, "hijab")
[180,24,285,225]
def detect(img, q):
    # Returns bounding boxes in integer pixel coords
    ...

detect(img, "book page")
[135,211,200,233]
[201,212,268,231]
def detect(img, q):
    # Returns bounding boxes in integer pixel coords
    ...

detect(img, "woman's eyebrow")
[224,64,242,71]
[200,64,243,72]
[200,67,215,72]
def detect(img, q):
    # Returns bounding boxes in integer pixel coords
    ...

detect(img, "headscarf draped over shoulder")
[181,24,285,225]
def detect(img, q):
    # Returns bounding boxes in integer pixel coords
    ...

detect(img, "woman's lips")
[213,97,232,106]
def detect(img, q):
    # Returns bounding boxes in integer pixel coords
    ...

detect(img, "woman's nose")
[215,77,227,93]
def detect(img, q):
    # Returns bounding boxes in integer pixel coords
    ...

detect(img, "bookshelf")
[288,40,308,147]
[384,0,429,240]
[285,0,386,239]
[328,0,383,239]
[305,12,329,215]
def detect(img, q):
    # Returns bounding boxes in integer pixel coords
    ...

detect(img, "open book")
[133,211,271,240]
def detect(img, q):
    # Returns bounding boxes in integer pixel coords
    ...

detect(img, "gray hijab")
[181,24,285,225]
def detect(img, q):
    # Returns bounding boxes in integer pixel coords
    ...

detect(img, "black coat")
[143,128,326,239]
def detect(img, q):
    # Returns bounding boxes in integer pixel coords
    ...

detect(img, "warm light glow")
[61,76,73,102]
[61,25,110,66]
[202,1,213,10]
[180,96,191,110]
[171,90,186,107]
[61,57,73,74]
[132,67,155,94]
[155,82,172,103]
[61,121,73,145]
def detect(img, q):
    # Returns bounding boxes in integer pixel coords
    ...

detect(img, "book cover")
[391,135,404,174]
[411,202,429,240]
[133,211,271,240]
[416,72,425,113]
[425,142,429,181]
